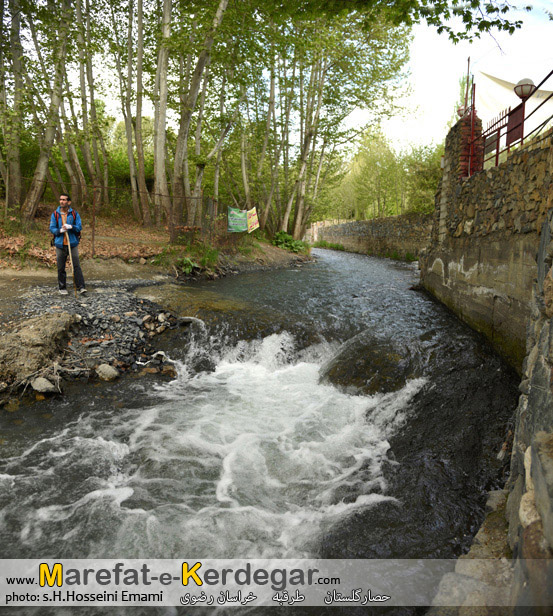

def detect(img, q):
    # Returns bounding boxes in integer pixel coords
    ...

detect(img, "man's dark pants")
[56,245,85,290]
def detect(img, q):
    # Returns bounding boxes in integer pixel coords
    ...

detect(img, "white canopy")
[475,71,553,136]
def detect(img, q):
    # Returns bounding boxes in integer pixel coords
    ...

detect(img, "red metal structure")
[467,68,553,177]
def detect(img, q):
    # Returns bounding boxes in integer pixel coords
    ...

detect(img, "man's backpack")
[50,210,82,246]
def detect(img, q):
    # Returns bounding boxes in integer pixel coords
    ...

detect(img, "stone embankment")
[425,116,553,613]
[420,117,553,370]
[429,204,553,616]
[308,214,433,260]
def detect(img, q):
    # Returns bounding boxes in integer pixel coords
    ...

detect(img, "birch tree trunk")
[280,56,319,233]
[59,97,88,205]
[74,0,100,211]
[241,128,251,209]
[291,56,327,239]
[212,74,226,206]
[85,0,104,211]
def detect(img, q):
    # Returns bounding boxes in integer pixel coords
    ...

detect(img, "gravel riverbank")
[0,278,188,403]
[0,248,310,403]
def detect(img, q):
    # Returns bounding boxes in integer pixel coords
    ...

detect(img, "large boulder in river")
[319,330,421,394]
[0,312,77,384]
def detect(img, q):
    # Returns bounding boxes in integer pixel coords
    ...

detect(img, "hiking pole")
[66,233,78,297]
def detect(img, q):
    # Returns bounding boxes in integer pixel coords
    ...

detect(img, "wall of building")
[309,214,433,260]
[420,116,553,370]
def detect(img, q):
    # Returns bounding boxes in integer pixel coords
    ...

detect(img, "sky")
[375,1,553,151]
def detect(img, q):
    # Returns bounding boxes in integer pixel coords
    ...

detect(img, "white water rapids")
[1,331,426,560]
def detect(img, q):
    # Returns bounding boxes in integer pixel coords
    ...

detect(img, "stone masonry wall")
[424,115,553,613]
[504,192,553,612]
[420,115,553,370]
[310,214,433,259]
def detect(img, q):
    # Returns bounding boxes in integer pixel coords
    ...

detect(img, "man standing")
[50,193,87,295]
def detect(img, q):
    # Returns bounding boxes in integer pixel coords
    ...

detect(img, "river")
[0,249,519,612]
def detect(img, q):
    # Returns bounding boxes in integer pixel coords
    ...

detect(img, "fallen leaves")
[1,208,171,267]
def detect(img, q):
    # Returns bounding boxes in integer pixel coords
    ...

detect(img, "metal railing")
[467,68,553,177]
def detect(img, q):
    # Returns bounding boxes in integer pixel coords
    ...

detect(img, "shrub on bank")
[312,240,345,251]
[272,231,308,253]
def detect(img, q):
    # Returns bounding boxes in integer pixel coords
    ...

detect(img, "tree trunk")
[153,0,172,226]
[213,74,226,205]
[171,0,229,229]
[59,97,88,205]
[21,0,70,222]
[241,128,251,209]
[292,57,327,239]
[7,0,22,208]
[85,0,104,213]
[110,0,141,220]
[74,0,100,212]
[134,0,152,225]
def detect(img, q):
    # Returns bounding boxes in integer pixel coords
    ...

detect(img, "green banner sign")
[227,207,248,233]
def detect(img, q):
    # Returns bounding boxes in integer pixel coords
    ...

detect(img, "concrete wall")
[309,214,433,259]
[420,116,553,370]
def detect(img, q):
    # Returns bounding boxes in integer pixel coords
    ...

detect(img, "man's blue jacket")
[49,207,82,249]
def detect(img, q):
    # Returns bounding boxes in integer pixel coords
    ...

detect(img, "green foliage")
[384,250,417,262]
[297,0,527,41]
[174,234,220,270]
[195,244,219,269]
[0,0,526,236]
[235,233,262,257]
[151,247,179,268]
[273,231,308,253]
[312,240,345,250]
[151,247,203,273]
[177,256,200,274]
[402,144,444,213]
[314,128,443,220]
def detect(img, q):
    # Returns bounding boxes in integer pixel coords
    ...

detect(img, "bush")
[385,250,418,262]
[312,240,345,251]
[272,231,308,253]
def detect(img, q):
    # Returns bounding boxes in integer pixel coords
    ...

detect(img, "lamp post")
[514,78,537,144]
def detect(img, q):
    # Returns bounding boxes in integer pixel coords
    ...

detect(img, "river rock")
[319,330,421,394]
[96,364,119,381]
[31,377,58,393]
[161,364,177,378]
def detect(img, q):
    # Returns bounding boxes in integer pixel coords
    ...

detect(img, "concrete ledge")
[421,234,537,371]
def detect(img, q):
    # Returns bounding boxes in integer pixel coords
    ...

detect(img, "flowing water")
[0,250,519,609]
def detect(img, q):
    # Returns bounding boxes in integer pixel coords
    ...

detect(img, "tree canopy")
[0,0,528,239]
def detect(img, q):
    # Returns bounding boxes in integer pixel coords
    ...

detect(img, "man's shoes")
[59,288,68,295]
[79,288,87,295]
